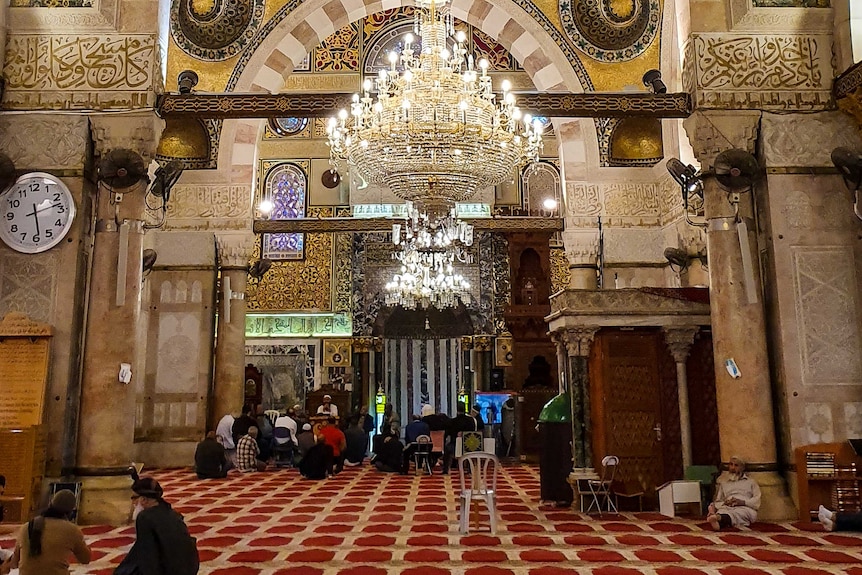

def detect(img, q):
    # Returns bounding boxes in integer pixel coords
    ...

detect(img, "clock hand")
[28,204,41,238]
[33,202,64,215]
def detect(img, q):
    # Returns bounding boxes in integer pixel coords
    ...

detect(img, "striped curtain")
[384,338,462,432]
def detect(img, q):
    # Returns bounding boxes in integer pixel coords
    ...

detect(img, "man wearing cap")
[114,477,199,575]
[296,422,316,461]
[4,489,90,575]
[706,456,761,531]
[317,394,339,417]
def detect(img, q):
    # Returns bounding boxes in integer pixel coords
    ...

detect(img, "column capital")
[562,326,599,357]
[563,230,600,267]
[663,326,700,364]
[682,111,761,167]
[90,112,164,165]
[216,232,256,269]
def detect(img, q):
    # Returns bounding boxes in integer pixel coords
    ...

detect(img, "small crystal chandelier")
[385,245,471,310]
[386,202,473,310]
[327,0,543,211]
[392,201,474,255]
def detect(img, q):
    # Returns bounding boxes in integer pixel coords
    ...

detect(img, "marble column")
[662,326,699,469]
[563,326,599,469]
[550,331,568,393]
[74,114,160,525]
[683,111,795,520]
[564,231,599,289]
[212,232,256,424]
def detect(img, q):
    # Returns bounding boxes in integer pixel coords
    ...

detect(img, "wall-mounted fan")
[714,149,761,192]
[149,160,184,203]
[99,149,147,191]
[142,249,158,274]
[663,247,707,273]
[666,158,706,228]
[249,259,272,279]
[0,154,16,193]
[831,147,862,221]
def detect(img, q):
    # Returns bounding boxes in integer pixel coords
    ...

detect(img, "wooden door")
[592,330,664,503]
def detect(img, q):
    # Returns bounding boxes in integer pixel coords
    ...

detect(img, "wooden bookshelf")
[795,442,862,521]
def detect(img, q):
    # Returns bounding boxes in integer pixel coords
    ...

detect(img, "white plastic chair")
[580,455,619,515]
[458,452,500,534]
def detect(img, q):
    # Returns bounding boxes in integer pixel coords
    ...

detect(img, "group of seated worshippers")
[367,402,487,474]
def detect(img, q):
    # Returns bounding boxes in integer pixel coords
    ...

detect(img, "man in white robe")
[707,456,761,531]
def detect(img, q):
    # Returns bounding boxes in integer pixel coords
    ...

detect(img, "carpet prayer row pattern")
[2,465,862,575]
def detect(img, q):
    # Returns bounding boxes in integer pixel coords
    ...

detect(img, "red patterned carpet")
[2,464,862,574]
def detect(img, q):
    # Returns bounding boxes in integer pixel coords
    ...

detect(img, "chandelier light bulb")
[543,198,558,211]
[258,200,274,214]
[501,79,511,92]
[456,30,467,42]
[338,109,348,120]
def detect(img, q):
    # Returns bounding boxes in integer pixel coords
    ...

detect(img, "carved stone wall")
[760,112,862,168]
[760,169,862,454]
[3,34,158,110]
[0,116,89,172]
[160,184,253,231]
[683,34,833,112]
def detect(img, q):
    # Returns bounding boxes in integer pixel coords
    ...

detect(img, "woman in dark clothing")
[114,477,199,575]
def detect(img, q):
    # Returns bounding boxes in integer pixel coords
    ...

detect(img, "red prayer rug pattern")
[1,465,861,574]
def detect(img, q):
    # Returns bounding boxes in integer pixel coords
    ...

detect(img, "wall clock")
[0,172,76,254]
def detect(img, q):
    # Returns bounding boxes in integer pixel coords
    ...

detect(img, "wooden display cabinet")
[795,442,862,521]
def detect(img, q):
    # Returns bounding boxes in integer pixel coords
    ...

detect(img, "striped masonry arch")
[218,0,584,178]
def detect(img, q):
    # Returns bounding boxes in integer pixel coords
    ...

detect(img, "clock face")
[0,172,76,254]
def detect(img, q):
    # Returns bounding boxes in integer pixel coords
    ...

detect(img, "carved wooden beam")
[253,216,564,233]
[157,92,692,120]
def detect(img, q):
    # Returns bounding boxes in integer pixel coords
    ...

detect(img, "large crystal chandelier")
[327,0,543,211]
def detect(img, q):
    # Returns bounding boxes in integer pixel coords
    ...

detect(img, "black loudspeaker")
[490,368,505,391]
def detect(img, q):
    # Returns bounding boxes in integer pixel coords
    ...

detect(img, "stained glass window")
[262,163,307,260]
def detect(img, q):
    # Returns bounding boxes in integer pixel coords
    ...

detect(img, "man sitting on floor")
[236,426,267,472]
[343,415,367,466]
[195,430,230,479]
[707,456,761,531]
[373,427,403,473]
[300,436,334,480]
[318,416,347,475]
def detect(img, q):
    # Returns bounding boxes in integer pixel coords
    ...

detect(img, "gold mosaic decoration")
[246,206,334,311]
[550,247,570,294]
[314,22,360,71]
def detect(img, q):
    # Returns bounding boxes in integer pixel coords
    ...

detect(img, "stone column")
[550,331,568,393]
[563,326,599,469]
[683,111,795,520]
[75,113,160,525]
[663,326,699,469]
[564,231,599,289]
[212,232,256,424]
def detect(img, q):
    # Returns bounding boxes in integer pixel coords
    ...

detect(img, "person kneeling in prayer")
[707,456,761,531]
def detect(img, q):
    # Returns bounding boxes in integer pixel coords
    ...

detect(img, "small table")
[657,480,702,517]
